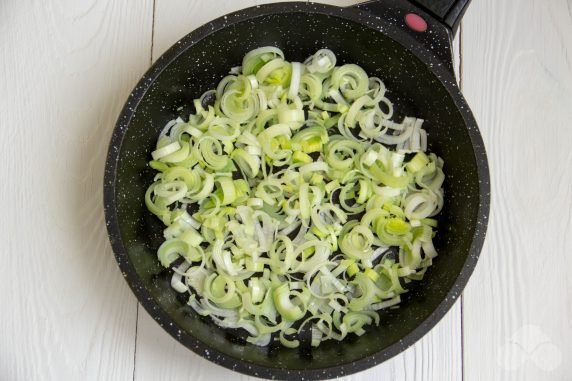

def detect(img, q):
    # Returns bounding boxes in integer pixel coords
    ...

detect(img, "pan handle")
[406,0,470,34]
[353,0,470,75]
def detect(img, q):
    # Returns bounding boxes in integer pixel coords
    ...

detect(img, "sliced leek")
[145,47,446,349]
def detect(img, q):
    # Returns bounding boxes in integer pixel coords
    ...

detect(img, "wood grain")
[0,1,153,380]
[135,1,463,380]
[9,0,570,380]
[461,0,572,380]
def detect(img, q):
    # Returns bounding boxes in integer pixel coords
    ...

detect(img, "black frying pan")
[104,1,490,379]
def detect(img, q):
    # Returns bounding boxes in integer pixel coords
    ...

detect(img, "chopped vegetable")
[145,47,445,348]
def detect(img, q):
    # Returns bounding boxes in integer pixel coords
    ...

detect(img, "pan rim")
[103,2,490,380]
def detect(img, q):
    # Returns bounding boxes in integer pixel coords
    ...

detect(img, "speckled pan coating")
[103,2,490,380]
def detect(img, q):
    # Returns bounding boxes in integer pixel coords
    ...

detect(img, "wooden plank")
[136,1,463,380]
[0,1,153,380]
[461,0,572,380]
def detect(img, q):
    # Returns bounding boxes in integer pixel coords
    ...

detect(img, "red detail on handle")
[405,13,428,33]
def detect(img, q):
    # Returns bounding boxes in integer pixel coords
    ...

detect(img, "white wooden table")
[2,0,571,380]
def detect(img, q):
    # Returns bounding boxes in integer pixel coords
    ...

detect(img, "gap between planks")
[458,22,465,381]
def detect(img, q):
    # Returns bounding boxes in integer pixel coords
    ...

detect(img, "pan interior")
[112,10,479,371]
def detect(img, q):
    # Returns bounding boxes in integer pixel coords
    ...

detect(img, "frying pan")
[104,0,490,379]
